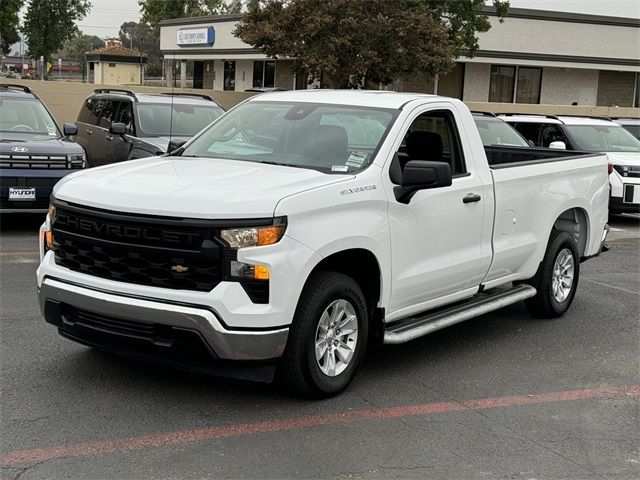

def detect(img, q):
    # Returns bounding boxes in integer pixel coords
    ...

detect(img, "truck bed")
[484,146,597,169]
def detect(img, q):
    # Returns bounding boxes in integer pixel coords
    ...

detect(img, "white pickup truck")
[37,91,610,397]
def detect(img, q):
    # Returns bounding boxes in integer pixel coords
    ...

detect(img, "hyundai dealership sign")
[177,27,215,46]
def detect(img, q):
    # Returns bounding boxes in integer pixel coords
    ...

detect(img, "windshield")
[181,101,398,173]
[564,124,640,152]
[0,97,60,141]
[474,117,529,147]
[619,124,640,140]
[136,103,225,137]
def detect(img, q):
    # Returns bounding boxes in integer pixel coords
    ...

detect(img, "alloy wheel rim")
[314,299,359,377]
[552,248,574,303]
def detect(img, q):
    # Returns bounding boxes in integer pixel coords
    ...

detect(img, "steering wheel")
[10,124,34,132]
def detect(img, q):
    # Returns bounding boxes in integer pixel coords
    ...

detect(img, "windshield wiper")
[257,160,307,169]
[0,139,26,142]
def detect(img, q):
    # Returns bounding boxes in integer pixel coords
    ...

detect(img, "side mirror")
[63,123,77,136]
[549,141,566,150]
[394,160,452,204]
[109,123,126,135]
[168,139,187,154]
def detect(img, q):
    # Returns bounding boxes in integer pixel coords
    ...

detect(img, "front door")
[385,105,488,319]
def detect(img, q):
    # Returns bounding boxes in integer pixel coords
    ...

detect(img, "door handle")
[463,193,481,203]
[105,135,114,141]
[86,129,93,135]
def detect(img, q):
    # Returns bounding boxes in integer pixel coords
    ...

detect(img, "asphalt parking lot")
[1,213,639,480]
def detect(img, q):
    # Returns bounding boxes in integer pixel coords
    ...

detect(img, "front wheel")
[280,271,368,398]
[526,230,580,318]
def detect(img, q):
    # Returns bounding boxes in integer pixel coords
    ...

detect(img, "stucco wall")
[540,67,599,106]
[98,62,142,86]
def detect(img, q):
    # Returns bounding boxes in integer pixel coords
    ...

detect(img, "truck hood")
[0,137,84,156]
[53,156,351,218]
[607,152,640,167]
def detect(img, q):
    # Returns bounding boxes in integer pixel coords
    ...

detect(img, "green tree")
[23,0,91,76]
[119,21,162,76]
[60,32,104,61]
[0,0,24,54]
[139,0,226,25]
[427,0,509,56]
[234,0,509,88]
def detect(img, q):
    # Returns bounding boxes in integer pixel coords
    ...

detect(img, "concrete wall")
[540,67,599,106]
[3,78,638,129]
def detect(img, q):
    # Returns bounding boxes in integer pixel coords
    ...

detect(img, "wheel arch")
[302,248,385,341]
[552,206,590,258]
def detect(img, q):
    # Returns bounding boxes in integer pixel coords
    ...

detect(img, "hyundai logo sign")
[11,147,28,152]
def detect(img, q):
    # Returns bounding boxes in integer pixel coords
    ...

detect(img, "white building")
[159,6,640,107]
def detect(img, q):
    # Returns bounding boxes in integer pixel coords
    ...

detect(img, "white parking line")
[584,279,639,296]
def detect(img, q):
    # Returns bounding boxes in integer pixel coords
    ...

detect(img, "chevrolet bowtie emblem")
[171,265,189,273]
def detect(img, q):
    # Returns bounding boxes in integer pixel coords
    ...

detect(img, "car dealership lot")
[1,214,639,479]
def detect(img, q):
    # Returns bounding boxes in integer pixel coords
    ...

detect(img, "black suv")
[74,89,225,167]
[0,84,85,213]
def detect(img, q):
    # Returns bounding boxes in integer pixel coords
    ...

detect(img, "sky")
[75,0,640,38]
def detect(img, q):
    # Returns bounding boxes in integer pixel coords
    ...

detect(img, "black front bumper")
[43,298,278,383]
[610,196,640,214]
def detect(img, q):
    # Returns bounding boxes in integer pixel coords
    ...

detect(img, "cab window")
[397,110,467,177]
[540,124,570,148]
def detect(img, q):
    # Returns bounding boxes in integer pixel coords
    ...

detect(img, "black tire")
[280,271,368,398]
[526,230,580,318]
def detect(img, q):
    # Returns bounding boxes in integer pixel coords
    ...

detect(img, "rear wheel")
[526,230,580,318]
[280,271,368,398]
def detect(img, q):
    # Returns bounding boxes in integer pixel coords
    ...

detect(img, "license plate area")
[9,187,36,201]
[623,184,640,204]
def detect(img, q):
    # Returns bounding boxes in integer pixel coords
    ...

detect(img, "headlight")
[67,153,86,168]
[220,219,286,285]
[220,223,286,249]
[39,205,56,261]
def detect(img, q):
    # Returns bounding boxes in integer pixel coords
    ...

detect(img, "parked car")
[38,91,609,397]
[499,114,640,215]
[471,111,532,147]
[0,84,85,213]
[74,89,225,167]
[244,87,287,93]
[610,117,640,139]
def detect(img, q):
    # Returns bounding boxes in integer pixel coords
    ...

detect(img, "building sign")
[177,27,215,46]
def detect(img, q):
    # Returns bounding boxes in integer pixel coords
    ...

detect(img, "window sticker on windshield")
[331,165,349,172]
[345,151,368,168]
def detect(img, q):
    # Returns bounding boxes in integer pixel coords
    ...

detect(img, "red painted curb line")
[1,384,638,466]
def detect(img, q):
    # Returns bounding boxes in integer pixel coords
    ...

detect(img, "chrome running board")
[383,284,537,345]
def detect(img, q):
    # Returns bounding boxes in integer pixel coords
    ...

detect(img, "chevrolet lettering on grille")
[55,213,200,244]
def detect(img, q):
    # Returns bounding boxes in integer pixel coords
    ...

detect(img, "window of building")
[489,65,515,103]
[490,65,543,104]
[252,60,276,88]
[223,61,236,91]
[635,73,640,108]
[516,67,542,104]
